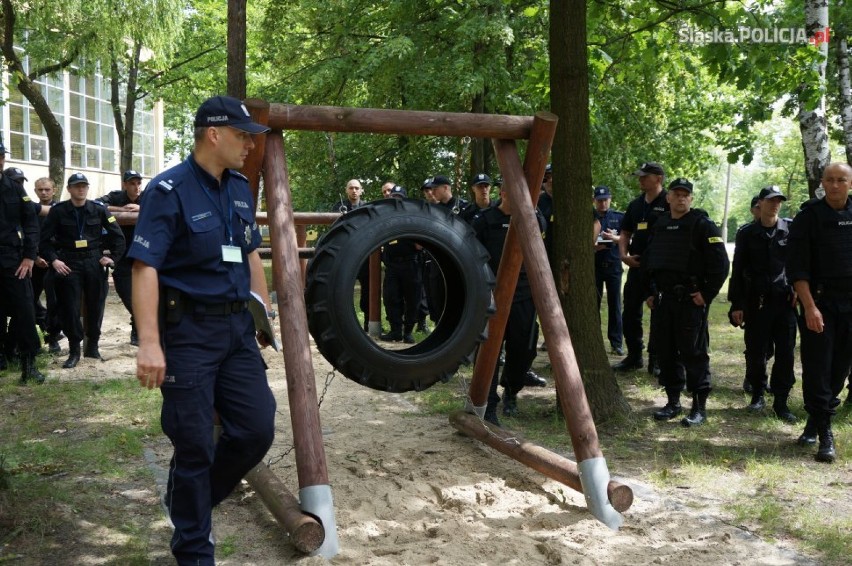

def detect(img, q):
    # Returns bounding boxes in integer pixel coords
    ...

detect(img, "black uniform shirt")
[0,175,39,268]
[787,196,852,292]
[96,189,140,258]
[330,198,365,213]
[472,205,546,302]
[621,190,670,256]
[436,195,468,214]
[39,200,126,264]
[728,217,792,310]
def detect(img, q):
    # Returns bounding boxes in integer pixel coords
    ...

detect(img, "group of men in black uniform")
[607,160,851,464]
[0,155,144,382]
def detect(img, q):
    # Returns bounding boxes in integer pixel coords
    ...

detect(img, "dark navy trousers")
[161,309,276,565]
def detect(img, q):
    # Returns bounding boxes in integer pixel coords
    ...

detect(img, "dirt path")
[70,298,818,565]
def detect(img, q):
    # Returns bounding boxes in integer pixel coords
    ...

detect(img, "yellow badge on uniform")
[107,216,117,223]
[75,240,88,248]
[22,196,31,202]
[708,236,723,243]
[637,222,648,230]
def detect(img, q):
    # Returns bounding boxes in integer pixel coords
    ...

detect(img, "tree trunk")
[837,36,852,165]
[1,0,66,194]
[550,0,630,422]
[227,0,247,99]
[798,0,830,197]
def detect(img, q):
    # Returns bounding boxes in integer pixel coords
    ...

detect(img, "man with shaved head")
[787,162,852,463]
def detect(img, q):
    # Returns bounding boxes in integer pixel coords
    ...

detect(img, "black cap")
[389,185,407,198]
[758,185,787,201]
[123,169,142,182]
[67,172,89,186]
[593,185,611,200]
[668,177,693,193]
[424,175,451,188]
[470,173,491,186]
[4,167,26,182]
[634,162,665,176]
[750,196,760,208]
[193,96,271,134]
[0,144,8,155]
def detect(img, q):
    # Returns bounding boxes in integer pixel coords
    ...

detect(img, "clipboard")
[249,291,281,351]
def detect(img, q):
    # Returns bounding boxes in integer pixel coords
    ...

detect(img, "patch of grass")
[218,534,238,557]
[0,376,163,563]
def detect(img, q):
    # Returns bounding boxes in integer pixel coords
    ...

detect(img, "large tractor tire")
[305,198,494,392]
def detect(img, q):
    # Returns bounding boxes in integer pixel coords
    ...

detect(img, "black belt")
[179,296,248,315]
[59,249,101,259]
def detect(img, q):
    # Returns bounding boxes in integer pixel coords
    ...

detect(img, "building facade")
[2,52,164,199]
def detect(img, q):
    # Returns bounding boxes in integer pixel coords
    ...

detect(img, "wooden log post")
[466,112,558,412]
[449,412,633,512]
[367,251,382,336]
[242,98,271,205]
[244,463,325,553]
[264,130,339,557]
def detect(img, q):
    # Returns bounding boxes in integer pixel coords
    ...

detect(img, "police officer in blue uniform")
[786,162,852,463]
[380,185,421,343]
[593,185,624,355]
[0,152,44,384]
[615,162,670,373]
[129,96,276,563]
[96,169,144,345]
[643,178,729,427]
[40,173,125,368]
[728,186,797,422]
[473,184,546,425]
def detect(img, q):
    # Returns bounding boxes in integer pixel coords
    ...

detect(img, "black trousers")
[595,266,623,350]
[54,258,108,345]
[743,293,797,396]
[112,256,134,328]
[423,254,445,324]
[0,268,41,355]
[651,294,711,395]
[621,267,645,358]
[382,259,422,331]
[32,265,61,336]
[798,297,852,418]
[488,296,539,406]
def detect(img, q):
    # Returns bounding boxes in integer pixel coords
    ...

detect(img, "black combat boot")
[523,370,547,387]
[63,343,81,369]
[83,341,102,360]
[653,389,683,421]
[483,398,500,426]
[416,319,431,334]
[747,393,766,412]
[797,416,818,446]
[612,354,642,372]
[19,354,45,385]
[380,325,403,342]
[681,390,709,427]
[402,325,415,344]
[772,394,797,423]
[815,417,836,464]
[502,388,519,417]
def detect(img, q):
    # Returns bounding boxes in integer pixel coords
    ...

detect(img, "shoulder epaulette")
[157,179,175,192]
[230,170,248,182]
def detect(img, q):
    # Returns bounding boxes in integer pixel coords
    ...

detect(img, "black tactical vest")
[813,199,852,281]
[742,218,791,292]
[644,210,704,276]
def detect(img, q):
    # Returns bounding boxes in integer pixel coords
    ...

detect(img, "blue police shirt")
[594,208,624,271]
[127,154,262,303]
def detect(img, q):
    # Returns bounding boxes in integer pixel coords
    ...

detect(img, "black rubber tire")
[305,198,495,392]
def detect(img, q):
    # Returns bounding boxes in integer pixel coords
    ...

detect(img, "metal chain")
[266,368,338,466]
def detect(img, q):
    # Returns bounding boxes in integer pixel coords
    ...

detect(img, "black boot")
[402,326,415,344]
[797,416,818,446]
[502,388,518,417]
[772,394,797,423]
[815,418,836,463]
[83,341,102,360]
[612,354,642,372]
[130,325,139,347]
[653,389,682,421]
[416,320,431,334]
[523,370,547,387]
[19,354,45,385]
[681,390,709,427]
[63,343,81,369]
[483,398,500,426]
[380,325,403,342]
[747,394,766,412]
